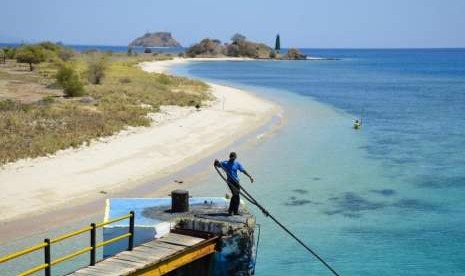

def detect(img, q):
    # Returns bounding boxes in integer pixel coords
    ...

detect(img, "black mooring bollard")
[171,190,189,213]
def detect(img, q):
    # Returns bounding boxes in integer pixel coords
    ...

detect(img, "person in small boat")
[214,152,254,215]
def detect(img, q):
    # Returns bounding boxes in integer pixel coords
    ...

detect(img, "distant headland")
[129,32,182,48]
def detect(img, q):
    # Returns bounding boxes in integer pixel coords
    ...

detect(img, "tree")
[3,47,16,59]
[0,49,5,64]
[185,38,223,57]
[38,41,61,52]
[226,44,240,57]
[275,34,281,52]
[87,58,107,85]
[16,45,46,71]
[231,33,246,43]
[56,64,84,97]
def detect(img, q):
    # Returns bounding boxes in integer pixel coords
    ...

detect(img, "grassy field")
[0,53,210,165]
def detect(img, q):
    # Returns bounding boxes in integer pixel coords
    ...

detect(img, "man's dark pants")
[227,179,240,215]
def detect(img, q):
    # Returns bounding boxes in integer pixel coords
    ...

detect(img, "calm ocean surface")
[172,49,465,275]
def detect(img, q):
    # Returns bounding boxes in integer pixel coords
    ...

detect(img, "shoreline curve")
[0,57,281,243]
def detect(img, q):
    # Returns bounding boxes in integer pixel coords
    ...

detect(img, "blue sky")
[2,0,465,48]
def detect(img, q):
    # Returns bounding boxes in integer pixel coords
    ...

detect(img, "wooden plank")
[164,233,205,244]
[71,267,115,276]
[122,248,177,264]
[116,250,152,261]
[112,251,170,270]
[134,245,177,257]
[140,243,182,255]
[69,233,217,276]
[98,257,140,268]
[143,239,187,251]
[157,233,204,247]
[89,266,132,275]
[67,270,90,275]
[133,239,217,276]
[115,251,157,264]
[134,247,179,264]
[101,258,145,270]
[92,260,137,275]
[101,257,140,266]
[69,267,102,275]
[81,265,123,275]
[123,249,167,259]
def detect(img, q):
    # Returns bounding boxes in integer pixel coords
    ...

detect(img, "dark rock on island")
[185,33,273,59]
[129,32,181,48]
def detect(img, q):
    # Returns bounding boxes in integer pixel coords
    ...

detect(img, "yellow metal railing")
[0,211,135,276]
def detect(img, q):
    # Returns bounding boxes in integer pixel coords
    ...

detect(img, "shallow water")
[173,49,465,275]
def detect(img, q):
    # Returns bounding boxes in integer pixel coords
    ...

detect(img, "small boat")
[353,120,361,129]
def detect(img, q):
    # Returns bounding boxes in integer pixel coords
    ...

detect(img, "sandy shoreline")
[0,57,279,226]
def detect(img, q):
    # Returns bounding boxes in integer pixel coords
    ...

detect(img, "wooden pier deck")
[0,197,256,276]
[69,232,218,276]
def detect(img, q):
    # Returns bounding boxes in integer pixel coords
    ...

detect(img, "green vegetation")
[16,45,46,71]
[229,37,271,58]
[87,57,107,84]
[0,49,5,64]
[7,42,75,71]
[186,39,223,57]
[3,47,17,59]
[0,43,210,165]
[56,64,85,97]
[186,33,272,59]
[186,33,307,60]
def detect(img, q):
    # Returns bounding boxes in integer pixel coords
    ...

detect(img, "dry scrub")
[0,54,210,165]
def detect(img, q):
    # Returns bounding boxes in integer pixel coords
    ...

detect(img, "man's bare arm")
[242,170,254,183]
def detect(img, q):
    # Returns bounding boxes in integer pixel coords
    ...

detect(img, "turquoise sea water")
[172,49,465,276]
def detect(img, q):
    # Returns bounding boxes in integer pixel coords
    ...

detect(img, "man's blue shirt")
[220,160,245,183]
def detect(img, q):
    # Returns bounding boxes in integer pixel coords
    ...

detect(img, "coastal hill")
[129,32,181,48]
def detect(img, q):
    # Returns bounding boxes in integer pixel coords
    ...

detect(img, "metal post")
[90,223,96,266]
[171,190,189,213]
[44,238,51,276]
[128,211,135,251]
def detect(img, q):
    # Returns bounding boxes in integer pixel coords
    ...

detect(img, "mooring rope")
[214,165,341,276]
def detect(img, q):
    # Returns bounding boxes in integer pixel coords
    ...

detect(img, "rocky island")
[129,32,181,48]
[185,33,313,60]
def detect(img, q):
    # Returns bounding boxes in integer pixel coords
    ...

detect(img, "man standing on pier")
[214,152,254,215]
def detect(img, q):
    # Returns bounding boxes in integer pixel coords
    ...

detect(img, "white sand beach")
[0,58,278,223]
